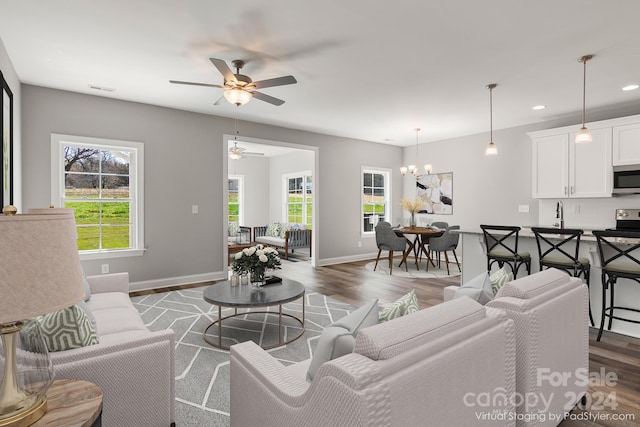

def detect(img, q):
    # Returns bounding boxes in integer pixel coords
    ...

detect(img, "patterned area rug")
[131,287,354,427]
[364,259,462,279]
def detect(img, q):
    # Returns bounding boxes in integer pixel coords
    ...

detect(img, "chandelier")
[400,128,432,179]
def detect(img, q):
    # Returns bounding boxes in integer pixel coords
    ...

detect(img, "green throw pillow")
[490,267,514,295]
[378,290,419,322]
[266,222,281,237]
[279,223,292,238]
[37,305,99,352]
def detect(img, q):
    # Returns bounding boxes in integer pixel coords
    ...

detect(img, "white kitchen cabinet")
[613,122,640,166]
[530,127,612,198]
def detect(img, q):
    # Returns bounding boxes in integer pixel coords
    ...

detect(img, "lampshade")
[485,141,498,155]
[575,126,592,143]
[224,88,252,106]
[0,214,85,323]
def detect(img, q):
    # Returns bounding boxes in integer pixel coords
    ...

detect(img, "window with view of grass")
[51,134,144,259]
[284,172,312,228]
[228,175,243,224]
[362,168,390,234]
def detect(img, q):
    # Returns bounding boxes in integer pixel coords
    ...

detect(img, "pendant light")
[400,128,432,178]
[575,55,593,143]
[485,83,498,156]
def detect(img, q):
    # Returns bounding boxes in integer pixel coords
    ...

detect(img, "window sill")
[79,248,146,261]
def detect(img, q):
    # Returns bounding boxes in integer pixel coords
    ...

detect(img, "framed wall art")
[416,171,453,215]
[1,70,13,208]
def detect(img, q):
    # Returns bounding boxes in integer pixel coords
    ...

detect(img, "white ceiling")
[2,0,640,146]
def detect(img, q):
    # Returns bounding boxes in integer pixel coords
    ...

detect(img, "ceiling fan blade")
[242,151,264,156]
[252,75,297,89]
[210,58,236,83]
[170,80,225,88]
[252,91,285,106]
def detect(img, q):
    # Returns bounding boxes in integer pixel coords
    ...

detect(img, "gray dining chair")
[374,221,408,275]
[428,225,461,275]
[419,221,449,261]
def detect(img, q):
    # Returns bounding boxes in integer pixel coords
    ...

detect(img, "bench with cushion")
[254,222,311,260]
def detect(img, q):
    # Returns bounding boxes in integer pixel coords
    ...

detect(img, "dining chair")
[427,225,461,275]
[531,227,593,325]
[419,221,448,261]
[374,221,408,275]
[592,230,640,341]
[480,225,531,278]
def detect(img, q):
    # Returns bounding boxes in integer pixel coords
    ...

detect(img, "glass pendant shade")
[575,127,592,143]
[485,141,498,155]
[224,88,252,106]
[400,166,408,175]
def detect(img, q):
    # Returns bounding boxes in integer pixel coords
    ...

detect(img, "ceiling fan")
[229,141,264,160]
[170,58,297,106]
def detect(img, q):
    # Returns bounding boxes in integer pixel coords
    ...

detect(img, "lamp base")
[0,397,47,427]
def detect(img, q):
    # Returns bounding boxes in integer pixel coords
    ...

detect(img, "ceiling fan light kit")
[575,54,594,143]
[171,57,297,107]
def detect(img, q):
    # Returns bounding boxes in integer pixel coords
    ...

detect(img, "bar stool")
[480,225,531,278]
[531,227,593,325]
[592,230,640,341]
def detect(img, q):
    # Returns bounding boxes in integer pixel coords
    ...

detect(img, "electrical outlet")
[101,264,109,274]
[192,205,199,214]
[518,205,530,213]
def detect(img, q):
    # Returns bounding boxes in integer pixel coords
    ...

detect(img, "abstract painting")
[416,172,453,215]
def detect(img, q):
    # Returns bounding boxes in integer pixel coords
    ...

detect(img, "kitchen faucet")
[554,201,564,229]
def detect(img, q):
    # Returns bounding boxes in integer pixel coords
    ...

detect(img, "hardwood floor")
[131,257,640,426]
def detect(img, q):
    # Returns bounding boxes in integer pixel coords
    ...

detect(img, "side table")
[31,379,102,427]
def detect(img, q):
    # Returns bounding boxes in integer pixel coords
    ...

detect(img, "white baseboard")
[316,252,378,267]
[129,271,227,292]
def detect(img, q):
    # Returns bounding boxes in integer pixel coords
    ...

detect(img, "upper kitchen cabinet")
[529,126,612,199]
[613,122,640,166]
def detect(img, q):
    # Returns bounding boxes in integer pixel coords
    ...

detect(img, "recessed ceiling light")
[88,84,116,92]
[532,105,546,110]
[622,84,639,91]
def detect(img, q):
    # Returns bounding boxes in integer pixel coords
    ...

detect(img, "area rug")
[131,287,354,427]
[364,259,461,279]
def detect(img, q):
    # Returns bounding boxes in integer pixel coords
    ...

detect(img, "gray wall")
[21,85,403,287]
[227,155,270,227]
[0,38,21,210]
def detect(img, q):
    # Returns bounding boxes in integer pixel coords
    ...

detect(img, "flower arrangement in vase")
[232,244,282,286]
[400,197,424,227]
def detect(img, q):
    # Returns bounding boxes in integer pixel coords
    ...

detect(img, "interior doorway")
[222,134,318,273]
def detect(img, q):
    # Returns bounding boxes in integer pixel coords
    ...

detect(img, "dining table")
[393,226,445,271]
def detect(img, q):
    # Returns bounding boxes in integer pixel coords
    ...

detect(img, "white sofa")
[445,268,589,427]
[230,296,517,426]
[49,273,176,427]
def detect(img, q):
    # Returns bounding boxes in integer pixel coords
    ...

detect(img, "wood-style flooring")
[131,257,640,426]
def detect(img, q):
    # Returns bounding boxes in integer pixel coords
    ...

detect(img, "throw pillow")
[265,222,281,237]
[378,290,419,322]
[37,305,99,352]
[490,267,514,295]
[306,299,379,381]
[279,223,292,239]
[453,272,494,305]
[81,266,91,302]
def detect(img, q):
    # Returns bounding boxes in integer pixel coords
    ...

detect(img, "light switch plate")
[192,205,199,214]
[518,205,530,213]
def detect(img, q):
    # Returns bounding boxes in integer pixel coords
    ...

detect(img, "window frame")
[228,174,244,225]
[50,133,145,260]
[282,170,312,227]
[361,166,392,237]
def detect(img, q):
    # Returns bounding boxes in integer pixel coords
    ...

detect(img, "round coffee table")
[202,279,305,350]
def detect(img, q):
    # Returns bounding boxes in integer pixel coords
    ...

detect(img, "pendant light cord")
[582,58,587,127]
[489,87,493,142]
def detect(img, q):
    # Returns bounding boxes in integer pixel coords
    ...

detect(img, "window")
[51,134,144,259]
[228,175,244,224]
[284,172,312,228]
[362,168,391,234]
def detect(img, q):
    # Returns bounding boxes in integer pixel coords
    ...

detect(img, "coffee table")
[202,279,305,350]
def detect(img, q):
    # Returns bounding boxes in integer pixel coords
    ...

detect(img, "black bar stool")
[531,227,593,325]
[480,225,531,278]
[592,230,640,341]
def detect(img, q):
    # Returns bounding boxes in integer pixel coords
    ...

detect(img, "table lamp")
[0,210,85,426]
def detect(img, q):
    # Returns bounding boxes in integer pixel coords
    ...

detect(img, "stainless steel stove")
[609,209,640,231]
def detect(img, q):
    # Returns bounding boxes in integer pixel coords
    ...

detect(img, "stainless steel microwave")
[613,164,640,194]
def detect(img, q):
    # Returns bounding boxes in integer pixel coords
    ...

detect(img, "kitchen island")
[459,227,640,339]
